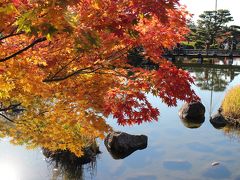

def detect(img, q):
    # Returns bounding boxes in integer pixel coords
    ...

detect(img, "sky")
[180,0,240,25]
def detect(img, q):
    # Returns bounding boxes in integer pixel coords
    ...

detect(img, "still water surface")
[0,60,240,180]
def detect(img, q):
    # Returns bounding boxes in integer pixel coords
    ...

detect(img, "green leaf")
[15,10,36,33]
[46,33,51,41]
[0,4,16,14]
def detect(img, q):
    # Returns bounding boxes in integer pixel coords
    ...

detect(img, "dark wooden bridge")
[165,49,240,58]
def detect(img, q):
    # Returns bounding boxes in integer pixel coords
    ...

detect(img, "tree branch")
[0,32,24,41]
[0,103,22,112]
[0,103,24,112]
[43,67,102,82]
[43,47,130,83]
[0,37,47,63]
[50,57,80,79]
[0,113,14,123]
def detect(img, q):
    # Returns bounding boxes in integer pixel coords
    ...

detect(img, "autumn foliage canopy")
[0,0,198,156]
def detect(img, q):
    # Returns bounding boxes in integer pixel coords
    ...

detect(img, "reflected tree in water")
[43,147,99,180]
[220,124,240,141]
[188,66,238,92]
[181,118,204,129]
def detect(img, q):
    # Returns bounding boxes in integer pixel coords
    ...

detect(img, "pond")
[0,59,240,180]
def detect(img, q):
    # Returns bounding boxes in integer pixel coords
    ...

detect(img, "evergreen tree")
[196,9,233,46]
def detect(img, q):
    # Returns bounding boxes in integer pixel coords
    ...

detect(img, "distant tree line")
[185,9,240,50]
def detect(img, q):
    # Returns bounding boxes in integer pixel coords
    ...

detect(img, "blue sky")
[180,0,240,25]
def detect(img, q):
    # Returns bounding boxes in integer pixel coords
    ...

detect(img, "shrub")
[195,40,205,49]
[210,44,219,49]
[222,85,240,120]
[181,42,195,49]
[183,44,194,49]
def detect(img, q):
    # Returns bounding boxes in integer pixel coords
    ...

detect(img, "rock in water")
[179,101,205,121]
[210,113,227,129]
[211,162,220,166]
[104,131,148,159]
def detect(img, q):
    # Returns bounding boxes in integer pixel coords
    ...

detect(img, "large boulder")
[104,131,148,159]
[179,102,205,121]
[210,112,227,129]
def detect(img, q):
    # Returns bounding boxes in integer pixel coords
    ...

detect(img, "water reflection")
[126,175,157,180]
[194,68,230,91]
[222,124,240,140]
[163,160,192,171]
[186,142,215,153]
[43,149,99,180]
[202,165,231,179]
[0,163,19,180]
[177,58,240,92]
[180,118,205,129]
[105,143,147,160]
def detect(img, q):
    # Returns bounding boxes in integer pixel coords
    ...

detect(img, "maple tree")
[0,0,199,156]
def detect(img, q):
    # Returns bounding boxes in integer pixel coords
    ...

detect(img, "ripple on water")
[163,160,192,171]
[202,164,231,179]
[186,142,215,153]
[234,175,240,180]
[126,175,157,180]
